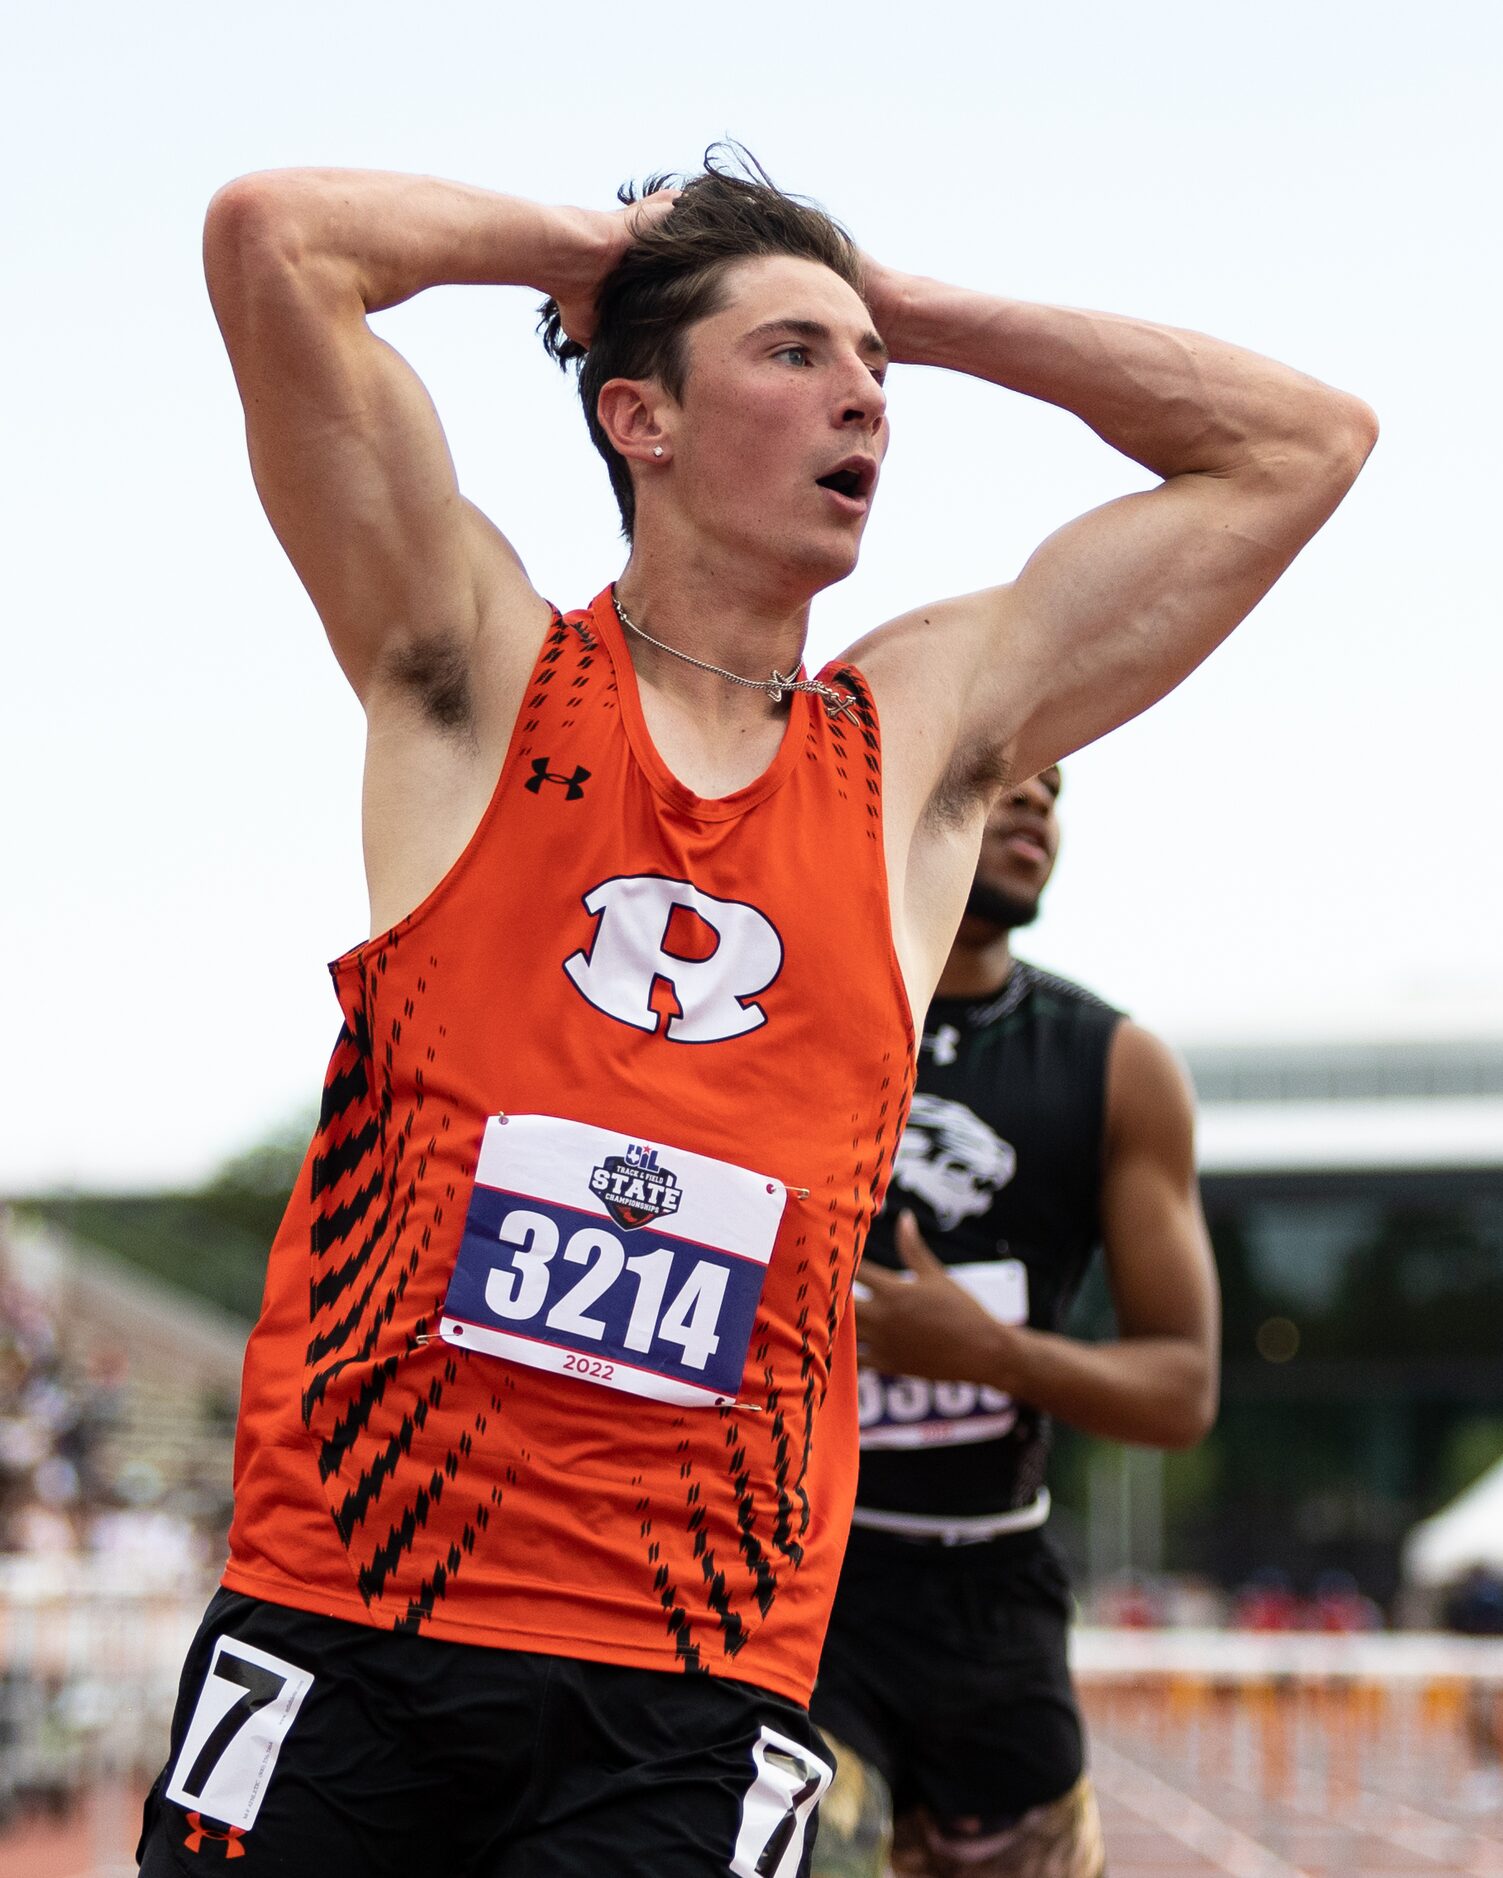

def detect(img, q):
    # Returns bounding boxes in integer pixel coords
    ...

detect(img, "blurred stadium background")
[2,1036,1501,1875]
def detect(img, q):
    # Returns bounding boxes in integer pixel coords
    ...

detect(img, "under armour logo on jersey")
[564,875,783,1042]
[524,757,590,800]
[925,1023,961,1066]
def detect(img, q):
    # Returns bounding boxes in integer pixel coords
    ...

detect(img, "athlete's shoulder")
[813,656,882,733]
[996,959,1125,1025]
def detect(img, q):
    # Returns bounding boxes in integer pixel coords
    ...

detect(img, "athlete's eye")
[774,345,811,367]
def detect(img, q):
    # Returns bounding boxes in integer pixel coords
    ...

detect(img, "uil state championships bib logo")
[589,1142,684,1231]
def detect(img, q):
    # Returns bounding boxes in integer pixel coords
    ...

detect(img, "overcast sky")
[4,0,1499,1191]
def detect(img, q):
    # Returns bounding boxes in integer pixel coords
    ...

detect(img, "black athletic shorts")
[809,1525,1083,1827]
[138,1588,833,1876]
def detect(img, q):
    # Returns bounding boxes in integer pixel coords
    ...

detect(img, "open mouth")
[815,459,877,503]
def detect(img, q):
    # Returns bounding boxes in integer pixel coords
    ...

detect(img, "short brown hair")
[539,147,864,539]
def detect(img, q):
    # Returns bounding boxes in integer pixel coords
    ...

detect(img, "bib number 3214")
[440,1115,789,1408]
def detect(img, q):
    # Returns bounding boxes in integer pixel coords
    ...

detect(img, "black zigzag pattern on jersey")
[638,1475,704,1674]
[299,938,443,1588]
[345,999,463,1602]
[394,1476,488,1635]
[642,1332,821,1668]
[301,945,419,1442]
[721,1408,779,1618]
[762,1359,807,1570]
[334,620,592,1628]
[824,666,883,836]
[514,617,570,743]
[676,1435,748,1660]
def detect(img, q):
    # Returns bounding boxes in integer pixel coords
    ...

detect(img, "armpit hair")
[927,741,1012,830]
[384,632,474,733]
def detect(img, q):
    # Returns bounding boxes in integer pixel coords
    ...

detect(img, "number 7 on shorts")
[732,1726,832,1878]
[166,1636,314,1831]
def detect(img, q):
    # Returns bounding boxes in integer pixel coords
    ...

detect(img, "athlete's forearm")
[985,1323,1217,1449]
[867,262,1374,482]
[205,168,612,315]
[860,1251,1217,1448]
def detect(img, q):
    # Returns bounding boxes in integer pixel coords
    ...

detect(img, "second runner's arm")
[857,1023,1219,1449]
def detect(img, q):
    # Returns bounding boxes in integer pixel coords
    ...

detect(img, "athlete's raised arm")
[857,1022,1219,1448]
[850,264,1376,858]
[202,169,660,699]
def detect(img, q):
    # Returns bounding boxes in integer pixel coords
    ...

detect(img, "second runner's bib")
[857,1260,1028,1449]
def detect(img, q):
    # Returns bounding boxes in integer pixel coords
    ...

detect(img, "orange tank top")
[224,586,915,1704]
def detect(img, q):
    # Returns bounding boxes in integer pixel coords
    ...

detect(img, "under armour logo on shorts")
[183,1813,247,1859]
[524,757,591,800]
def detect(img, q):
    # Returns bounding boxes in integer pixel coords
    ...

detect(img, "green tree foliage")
[198,1111,315,1247]
[18,1112,314,1322]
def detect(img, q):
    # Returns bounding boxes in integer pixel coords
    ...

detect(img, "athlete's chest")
[632,686,793,801]
[461,673,888,1053]
[479,783,849,1053]
[884,1003,1108,1261]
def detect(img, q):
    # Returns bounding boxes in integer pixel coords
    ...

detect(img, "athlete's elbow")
[204,172,324,296]
[207,173,290,253]
[1159,1368,1219,1448]
[1284,389,1379,509]
[1142,1350,1218,1448]
[1310,390,1379,491]
[1159,1407,1214,1450]
[1242,383,1377,502]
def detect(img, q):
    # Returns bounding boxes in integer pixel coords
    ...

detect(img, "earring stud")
[652,446,664,458]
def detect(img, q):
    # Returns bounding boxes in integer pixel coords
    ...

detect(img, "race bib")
[858,1259,1028,1450]
[440,1115,788,1408]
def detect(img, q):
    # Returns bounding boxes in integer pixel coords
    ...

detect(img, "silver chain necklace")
[610,589,857,719]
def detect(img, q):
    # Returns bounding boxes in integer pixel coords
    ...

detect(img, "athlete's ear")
[596,378,676,467]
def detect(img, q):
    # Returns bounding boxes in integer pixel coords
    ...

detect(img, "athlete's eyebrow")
[745,317,890,365]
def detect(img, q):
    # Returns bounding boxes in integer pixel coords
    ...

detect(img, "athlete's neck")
[614,545,812,716]
[934,923,1015,999]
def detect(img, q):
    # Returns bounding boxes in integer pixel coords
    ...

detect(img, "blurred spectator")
[1308,1567,1383,1632]
[87,1502,208,1592]
[1444,1565,1503,1638]
[1094,1571,1165,1628]
[0,1234,120,1561]
[0,1218,222,1829]
[1232,1568,1302,1630]
[1156,1574,1227,1629]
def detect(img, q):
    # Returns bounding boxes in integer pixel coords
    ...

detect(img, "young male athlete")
[139,152,1371,1874]
[810,767,1217,1878]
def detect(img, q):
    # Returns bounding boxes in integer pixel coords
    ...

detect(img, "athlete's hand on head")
[858,255,912,362]
[854,1212,1014,1384]
[552,189,680,349]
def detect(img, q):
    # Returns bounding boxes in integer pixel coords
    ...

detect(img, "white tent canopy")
[1403,1456,1503,1588]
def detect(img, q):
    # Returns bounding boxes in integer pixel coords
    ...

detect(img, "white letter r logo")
[563,875,783,1043]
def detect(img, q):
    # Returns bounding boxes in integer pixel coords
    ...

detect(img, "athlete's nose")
[838,355,887,432]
